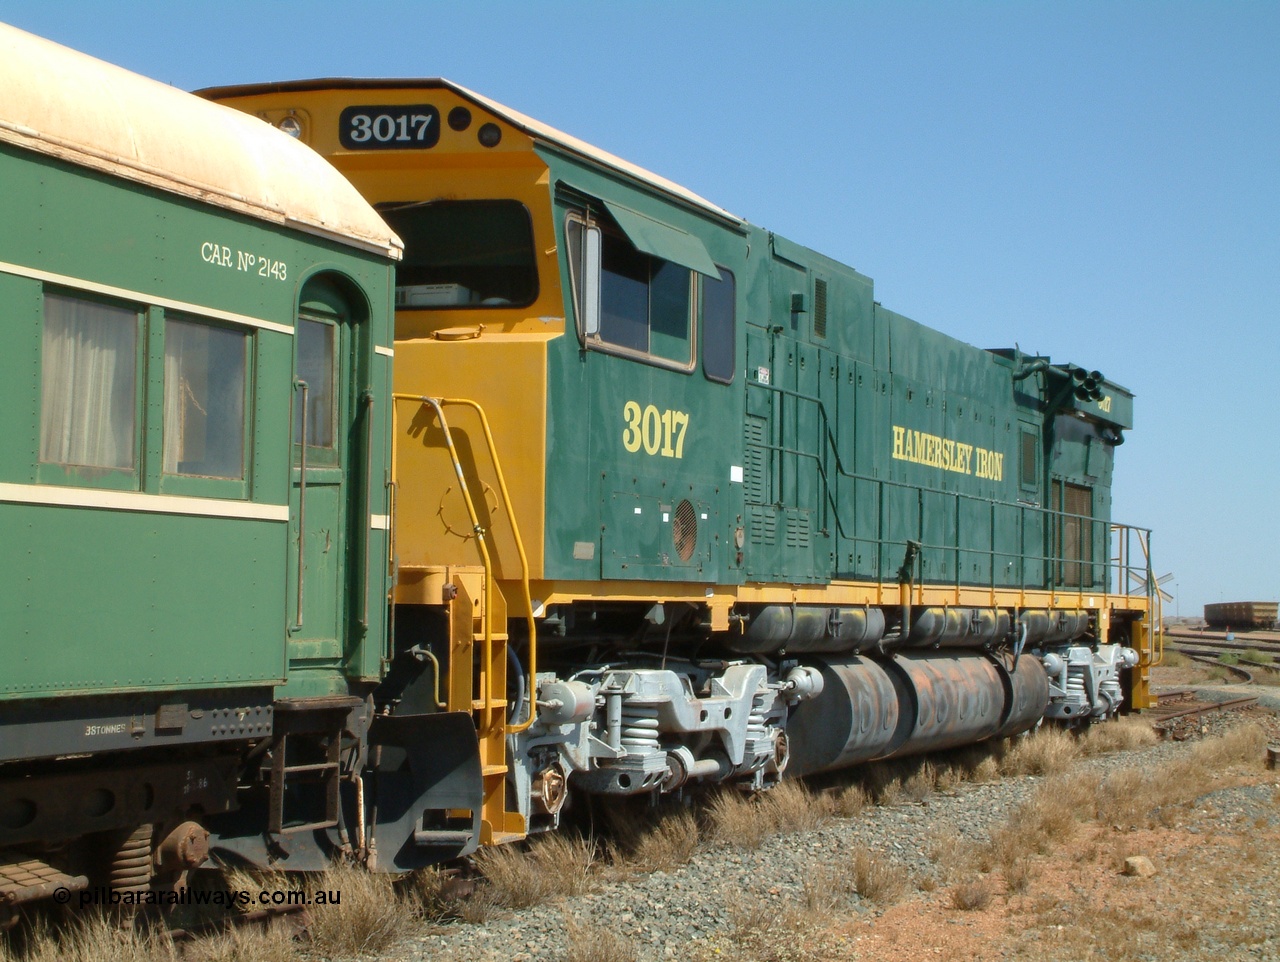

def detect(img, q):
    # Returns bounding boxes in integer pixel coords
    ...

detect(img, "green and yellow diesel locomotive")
[202,80,1162,853]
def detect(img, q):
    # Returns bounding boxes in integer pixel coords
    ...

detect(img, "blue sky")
[6,1,1277,618]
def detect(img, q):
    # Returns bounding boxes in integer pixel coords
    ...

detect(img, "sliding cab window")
[162,315,250,485]
[567,211,708,371]
[378,199,537,309]
[39,291,141,486]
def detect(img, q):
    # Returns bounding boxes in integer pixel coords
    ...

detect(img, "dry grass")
[563,916,640,962]
[832,783,871,817]
[851,847,909,905]
[1161,649,1192,668]
[5,915,177,962]
[706,780,834,848]
[710,897,845,962]
[474,833,597,908]
[799,857,861,913]
[1003,857,1032,894]
[948,877,994,911]
[902,761,937,802]
[936,722,1274,889]
[1000,726,1082,776]
[624,809,700,872]
[927,832,982,884]
[183,921,297,962]
[1080,715,1158,755]
[304,862,415,958]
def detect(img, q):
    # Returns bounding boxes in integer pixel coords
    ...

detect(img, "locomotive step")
[0,852,87,908]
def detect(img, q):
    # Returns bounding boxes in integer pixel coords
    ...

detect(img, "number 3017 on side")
[622,402,690,459]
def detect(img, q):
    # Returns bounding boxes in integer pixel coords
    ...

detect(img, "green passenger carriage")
[0,23,450,912]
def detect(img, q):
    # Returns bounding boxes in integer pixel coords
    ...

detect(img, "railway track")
[1148,686,1260,738]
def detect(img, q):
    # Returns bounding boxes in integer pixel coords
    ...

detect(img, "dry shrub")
[1004,858,1032,894]
[928,832,981,883]
[1188,721,1267,770]
[1081,716,1159,755]
[564,916,640,962]
[1093,766,1156,828]
[184,921,297,962]
[305,861,414,957]
[475,833,597,908]
[970,755,1002,783]
[801,861,850,913]
[934,763,964,792]
[705,789,769,848]
[12,915,177,962]
[1160,650,1192,668]
[760,779,834,834]
[985,774,1091,867]
[833,783,870,818]
[628,810,699,872]
[706,781,833,848]
[403,865,453,920]
[851,847,908,905]
[1000,727,1081,776]
[453,886,499,924]
[949,877,993,911]
[714,897,839,962]
[902,761,937,802]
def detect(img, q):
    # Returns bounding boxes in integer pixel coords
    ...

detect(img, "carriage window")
[163,317,248,479]
[702,267,735,383]
[40,292,138,470]
[379,200,537,309]
[296,318,336,449]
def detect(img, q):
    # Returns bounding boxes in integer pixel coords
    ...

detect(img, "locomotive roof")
[195,78,747,229]
[0,24,402,259]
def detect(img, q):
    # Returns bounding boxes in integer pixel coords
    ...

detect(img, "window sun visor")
[601,200,720,280]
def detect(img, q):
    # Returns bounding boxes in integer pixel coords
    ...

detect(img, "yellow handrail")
[391,394,538,734]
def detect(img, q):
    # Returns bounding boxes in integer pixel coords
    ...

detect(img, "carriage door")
[288,281,360,664]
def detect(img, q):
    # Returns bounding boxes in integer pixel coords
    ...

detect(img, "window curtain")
[40,293,137,469]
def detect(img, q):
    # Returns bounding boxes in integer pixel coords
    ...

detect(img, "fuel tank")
[785,652,1049,777]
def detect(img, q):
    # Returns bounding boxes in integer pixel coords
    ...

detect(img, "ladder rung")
[281,762,340,775]
[276,819,338,835]
[482,764,508,776]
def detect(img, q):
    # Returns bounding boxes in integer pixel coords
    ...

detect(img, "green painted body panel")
[528,146,1129,593]
[539,148,749,584]
[0,142,394,703]
[2,508,284,695]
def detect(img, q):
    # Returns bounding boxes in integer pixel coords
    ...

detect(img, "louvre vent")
[744,416,767,502]
[673,499,697,562]
[749,505,777,546]
[813,278,828,339]
[785,510,811,548]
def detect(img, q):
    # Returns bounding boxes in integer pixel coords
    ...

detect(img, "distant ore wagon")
[1204,602,1279,630]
